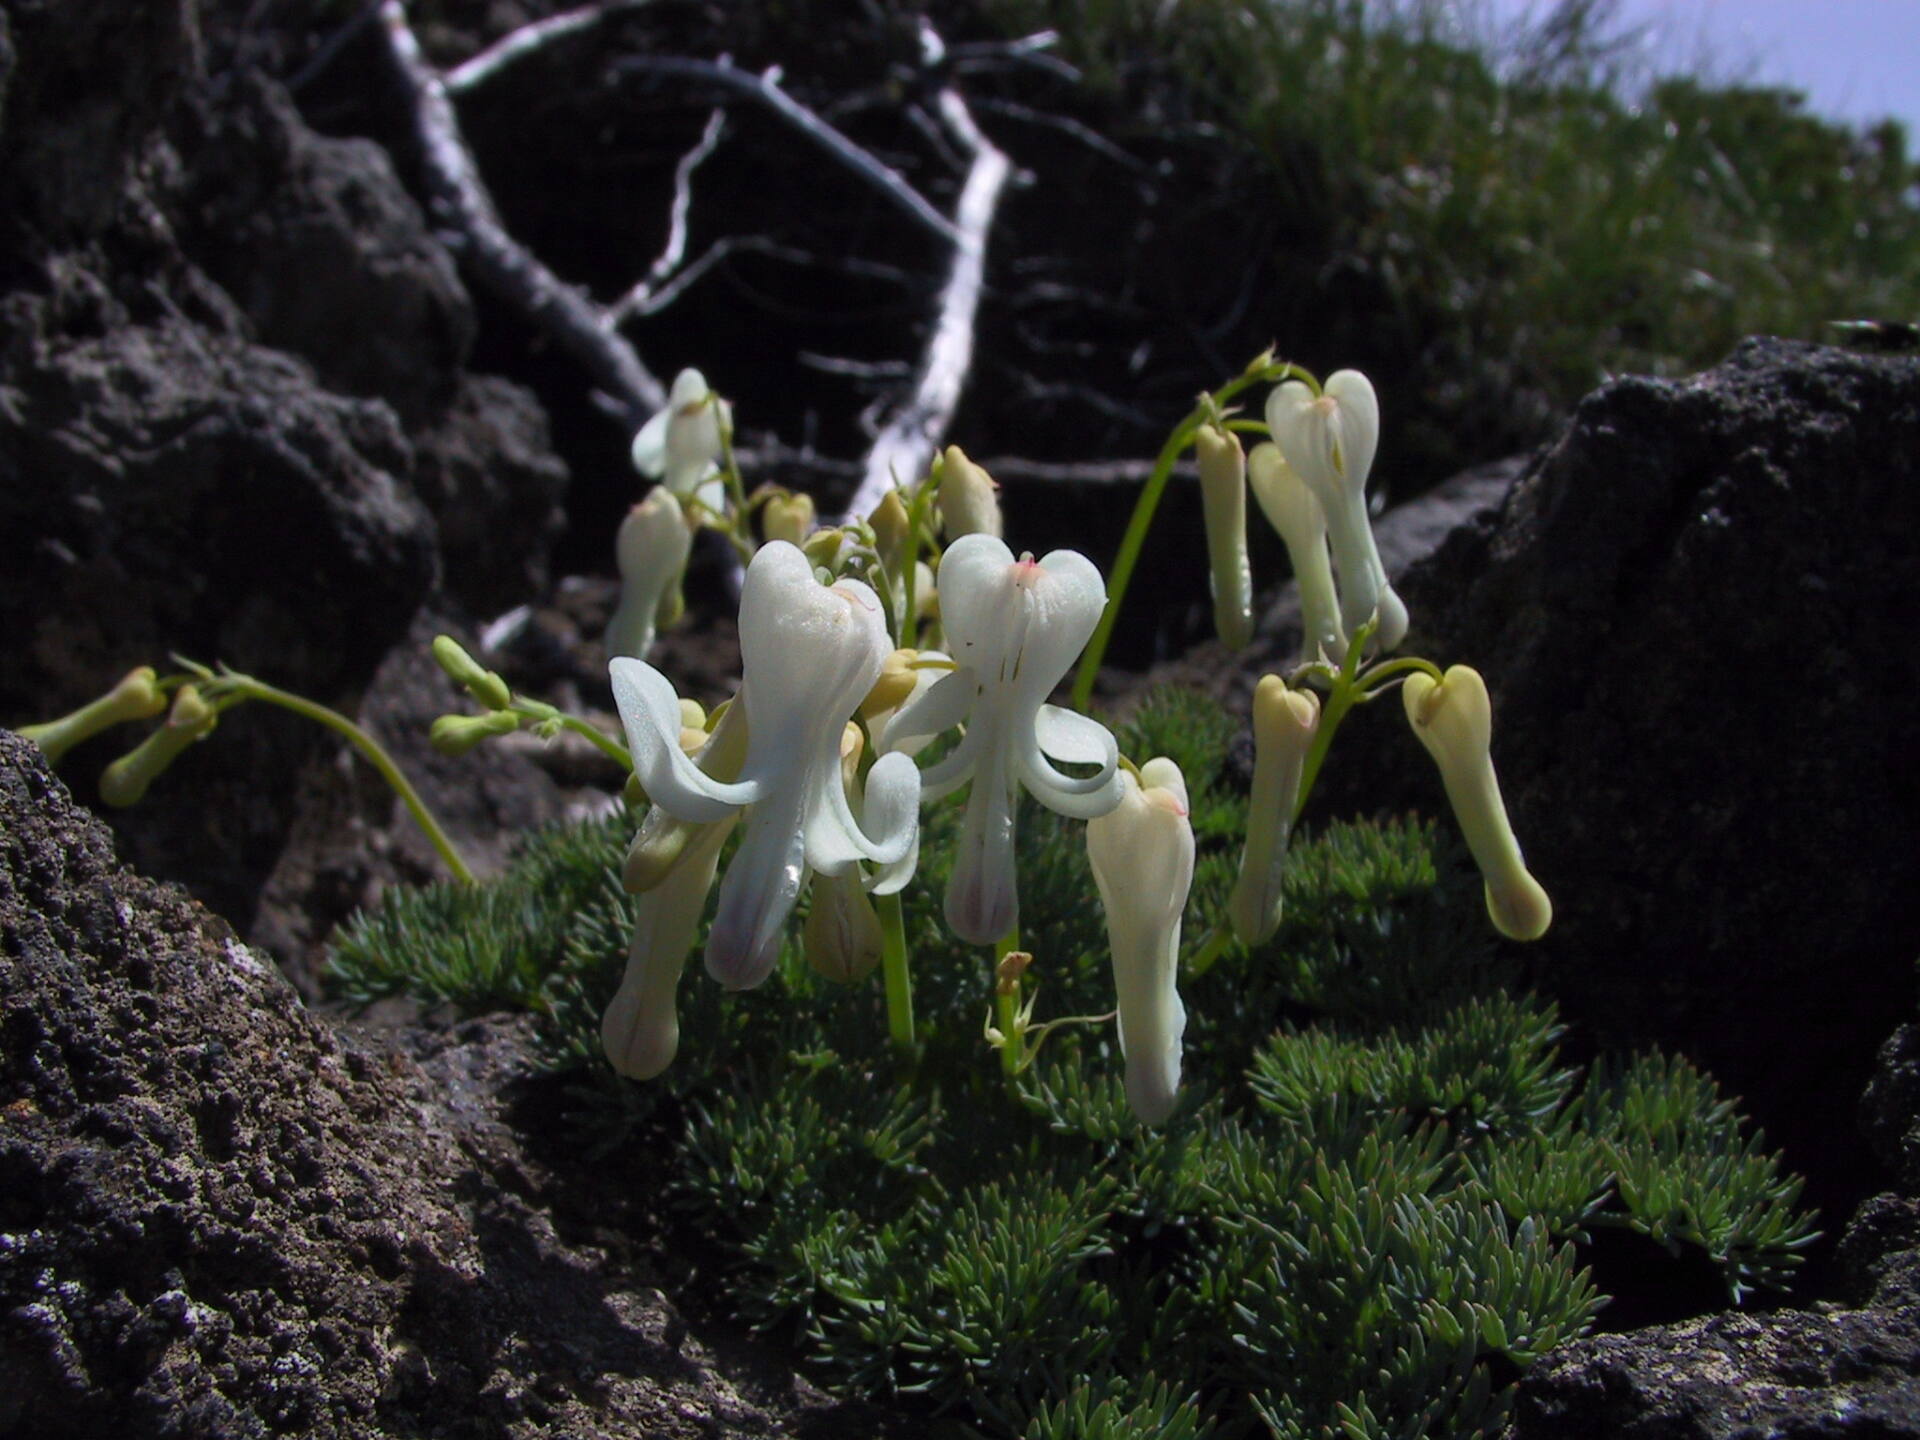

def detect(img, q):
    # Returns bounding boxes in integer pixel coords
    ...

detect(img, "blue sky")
[1485,0,1920,135]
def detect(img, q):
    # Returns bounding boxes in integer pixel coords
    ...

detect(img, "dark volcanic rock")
[0,729,902,1438]
[0,0,574,948]
[0,316,439,932]
[1513,1011,1920,1439]
[181,73,477,427]
[1511,1306,1920,1440]
[1366,338,1920,1225]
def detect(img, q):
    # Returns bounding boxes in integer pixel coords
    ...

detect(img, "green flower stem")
[877,890,916,1059]
[217,674,477,885]
[542,709,634,770]
[1071,361,1307,712]
[1188,925,1232,978]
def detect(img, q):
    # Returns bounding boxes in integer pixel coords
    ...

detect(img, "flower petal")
[704,786,809,989]
[878,665,972,754]
[945,747,1019,945]
[1033,703,1118,768]
[609,658,759,821]
[1322,370,1379,491]
[630,409,669,478]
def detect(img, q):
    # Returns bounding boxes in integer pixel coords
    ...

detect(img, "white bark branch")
[607,107,729,323]
[615,54,963,246]
[378,0,666,427]
[444,2,653,95]
[842,82,1010,520]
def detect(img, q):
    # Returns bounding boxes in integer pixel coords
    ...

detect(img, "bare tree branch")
[844,74,1011,519]
[378,0,666,426]
[444,1,654,95]
[614,54,963,246]
[606,107,729,321]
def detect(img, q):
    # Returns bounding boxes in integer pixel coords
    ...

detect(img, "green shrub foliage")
[328,685,1816,1438]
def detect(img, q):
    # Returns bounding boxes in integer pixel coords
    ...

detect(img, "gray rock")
[1378,338,1920,1226]
[0,728,906,1438]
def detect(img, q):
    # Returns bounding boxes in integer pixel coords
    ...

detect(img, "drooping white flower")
[605,487,692,661]
[1402,665,1551,942]
[1266,370,1408,650]
[1227,675,1321,946]
[610,541,920,989]
[881,535,1123,944]
[631,368,732,503]
[1247,441,1347,665]
[1194,422,1253,650]
[1086,756,1195,1125]
[601,812,735,1080]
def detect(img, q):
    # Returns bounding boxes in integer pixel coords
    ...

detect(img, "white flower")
[1248,441,1347,665]
[610,541,920,989]
[882,535,1123,944]
[1227,675,1320,946]
[601,812,735,1080]
[605,487,692,660]
[631,367,732,503]
[1402,665,1551,942]
[1086,757,1195,1125]
[1195,423,1253,650]
[1266,370,1408,650]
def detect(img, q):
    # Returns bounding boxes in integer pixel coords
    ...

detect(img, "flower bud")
[602,813,734,1080]
[1228,676,1321,946]
[18,666,168,766]
[1248,442,1347,665]
[431,636,513,711]
[1266,371,1408,651]
[429,709,521,758]
[607,488,693,661]
[1194,423,1253,650]
[869,487,912,576]
[861,649,921,720]
[1086,757,1195,1124]
[1402,666,1551,942]
[937,446,1002,541]
[762,491,816,548]
[98,684,217,807]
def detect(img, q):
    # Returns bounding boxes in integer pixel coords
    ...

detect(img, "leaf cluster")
[327,684,1816,1438]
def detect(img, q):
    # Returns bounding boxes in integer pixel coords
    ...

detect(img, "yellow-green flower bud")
[1195,422,1253,650]
[1227,676,1321,946]
[1402,665,1551,942]
[801,526,849,573]
[18,666,169,766]
[1248,442,1346,665]
[428,709,520,757]
[937,446,1002,542]
[869,487,911,577]
[861,648,921,720]
[762,491,816,548]
[431,635,513,711]
[98,684,217,807]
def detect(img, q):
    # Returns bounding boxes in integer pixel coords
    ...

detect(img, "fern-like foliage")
[326,685,1818,1438]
